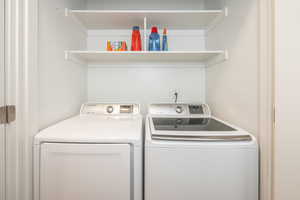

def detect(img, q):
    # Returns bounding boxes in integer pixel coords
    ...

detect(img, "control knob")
[106,106,114,113]
[175,106,183,114]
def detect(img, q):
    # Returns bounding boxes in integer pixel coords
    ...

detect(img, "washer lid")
[149,117,252,141]
[152,117,236,132]
[35,115,143,145]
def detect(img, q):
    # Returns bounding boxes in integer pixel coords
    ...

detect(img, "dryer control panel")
[148,103,211,116]
[80,103,140,115]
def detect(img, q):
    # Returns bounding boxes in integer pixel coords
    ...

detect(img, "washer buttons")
[175,106,183,114]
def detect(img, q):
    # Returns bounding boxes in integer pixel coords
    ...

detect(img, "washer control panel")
[189,105,204,114]
[80,103,139,115]
[149,103,211,116]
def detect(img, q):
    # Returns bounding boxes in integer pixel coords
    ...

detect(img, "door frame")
[258,0,275,200]
[0,0,6,199]
[4,0,38,200]
[7,0,275,200]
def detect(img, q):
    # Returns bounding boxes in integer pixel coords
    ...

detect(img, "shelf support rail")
[143,17,147,51]
[65,51,87,65]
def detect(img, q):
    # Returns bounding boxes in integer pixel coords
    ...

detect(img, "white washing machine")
[145,104,258,200]
[34,103,143,200]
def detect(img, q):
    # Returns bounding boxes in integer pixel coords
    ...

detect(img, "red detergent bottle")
[131,26,142,51]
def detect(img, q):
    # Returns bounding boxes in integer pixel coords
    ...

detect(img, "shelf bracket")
[206,7,228,33]
[205,50,229,67]
[64,8,87,36]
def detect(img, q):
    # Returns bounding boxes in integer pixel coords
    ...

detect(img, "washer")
[34,103,143,200]
[145,103,258,200]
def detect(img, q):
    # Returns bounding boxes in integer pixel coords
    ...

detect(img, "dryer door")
[40,143,131,200]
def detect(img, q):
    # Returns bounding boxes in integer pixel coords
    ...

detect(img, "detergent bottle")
[131,26,142,51]
[148,26,160,51]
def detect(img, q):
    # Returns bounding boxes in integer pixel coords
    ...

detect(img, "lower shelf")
[65,50,228,65]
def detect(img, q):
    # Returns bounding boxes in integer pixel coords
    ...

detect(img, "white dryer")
[145,104,258,200]
[34,103,143,200]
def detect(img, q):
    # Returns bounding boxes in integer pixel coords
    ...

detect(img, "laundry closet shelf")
[65,51,228,65]
[65,9,227,30]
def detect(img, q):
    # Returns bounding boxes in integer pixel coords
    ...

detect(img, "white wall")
[88,67,205,113]
[38,0,87,130]
[87,30,206,51]
[274,1,300,199]
[206,0,259,135]
[204,0,223,10]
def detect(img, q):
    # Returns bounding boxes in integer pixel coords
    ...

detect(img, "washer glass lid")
[152,118,236,132]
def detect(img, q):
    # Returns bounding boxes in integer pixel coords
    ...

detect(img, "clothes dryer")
[34,103,143,200]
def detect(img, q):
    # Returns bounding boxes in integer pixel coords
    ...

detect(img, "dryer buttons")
[120,105,133,113]
[106,106,114,114]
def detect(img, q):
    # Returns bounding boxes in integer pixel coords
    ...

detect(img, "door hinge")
[0,105,16,124]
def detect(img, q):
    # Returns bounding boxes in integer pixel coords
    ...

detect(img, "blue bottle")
[148,26,160,51]
[162,28,168,51]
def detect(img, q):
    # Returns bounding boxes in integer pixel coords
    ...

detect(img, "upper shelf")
[66,9,227,30]
[65,50,228,66]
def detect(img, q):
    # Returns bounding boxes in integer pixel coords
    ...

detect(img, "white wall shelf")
[64,8,229,66]
[65,9,227,30]
[65,50,228,66]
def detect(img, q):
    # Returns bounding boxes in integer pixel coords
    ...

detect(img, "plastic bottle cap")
[151,27,158,33]
[133,26,140,30]
[163,28,167,35]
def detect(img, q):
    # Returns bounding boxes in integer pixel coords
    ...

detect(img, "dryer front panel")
[40,143,131,200]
